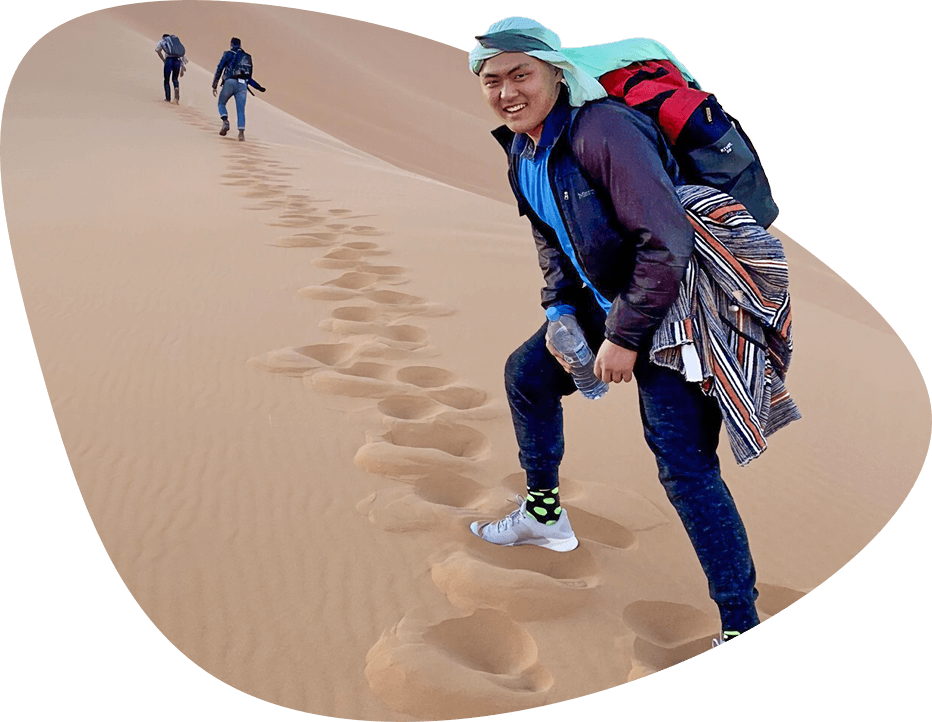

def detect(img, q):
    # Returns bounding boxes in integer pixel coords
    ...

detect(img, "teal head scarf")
[469,17,700,107]
[468,17,608,107]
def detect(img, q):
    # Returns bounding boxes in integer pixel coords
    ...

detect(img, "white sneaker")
[711,630,742,647]
[470,495,579,552]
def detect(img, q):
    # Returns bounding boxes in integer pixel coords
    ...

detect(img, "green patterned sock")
[524,487,562,525]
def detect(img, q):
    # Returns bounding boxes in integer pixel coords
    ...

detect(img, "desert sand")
[2,2,929,720]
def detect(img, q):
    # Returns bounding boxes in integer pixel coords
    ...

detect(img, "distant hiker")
[155,33,187,104]
[212,37,266,142]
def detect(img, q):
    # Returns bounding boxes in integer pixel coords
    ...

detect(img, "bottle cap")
[545,306,565,322]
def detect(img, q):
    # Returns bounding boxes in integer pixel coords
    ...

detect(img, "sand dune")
[2,3,928,720]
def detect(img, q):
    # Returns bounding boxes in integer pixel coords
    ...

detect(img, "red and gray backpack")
[599,60,779,228]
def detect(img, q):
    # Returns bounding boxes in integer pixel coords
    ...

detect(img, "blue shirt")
[515,101,613,316]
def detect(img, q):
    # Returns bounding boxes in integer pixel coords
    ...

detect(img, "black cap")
[230,37,241,47]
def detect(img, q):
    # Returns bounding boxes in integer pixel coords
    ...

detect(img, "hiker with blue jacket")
[155,34,187,104]
[467,17,799,647]
[212,37,266,142]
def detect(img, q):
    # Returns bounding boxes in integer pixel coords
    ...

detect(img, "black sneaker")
[219,117,230,136]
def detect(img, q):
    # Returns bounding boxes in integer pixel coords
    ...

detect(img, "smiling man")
[467,17,764,645]
[480,55,564,141]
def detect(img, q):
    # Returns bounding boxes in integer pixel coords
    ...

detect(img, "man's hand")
[545,337,572,373]
[212,85,218,97]
[547,336,637,383]
[594,340,637,383]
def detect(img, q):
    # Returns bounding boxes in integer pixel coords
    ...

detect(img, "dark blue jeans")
[163,57,181,101]
[504,295,759,633]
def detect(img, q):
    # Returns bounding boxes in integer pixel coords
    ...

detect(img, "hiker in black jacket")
[211,37,266,142]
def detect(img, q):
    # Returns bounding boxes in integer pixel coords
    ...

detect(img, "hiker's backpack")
[164,35,185,58]
[229,48,253,79]
[599,60,779,228]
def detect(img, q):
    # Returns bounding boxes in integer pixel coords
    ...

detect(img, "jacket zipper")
[547,137,595,285]
[505,123,597,290]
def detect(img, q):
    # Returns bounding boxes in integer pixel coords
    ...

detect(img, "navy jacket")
[494,90,695,351]
[212,49,261,87]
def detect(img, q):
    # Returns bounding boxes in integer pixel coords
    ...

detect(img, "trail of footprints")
[171,103,808,713]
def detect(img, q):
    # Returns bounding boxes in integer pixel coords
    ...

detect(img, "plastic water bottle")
[545,308,609,400]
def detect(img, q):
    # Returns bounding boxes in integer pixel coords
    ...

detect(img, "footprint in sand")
[278,210,319,217]
[250,339,437,382]
[318,318,429,351]
[375,371,494,421]
[337,241,389,256]
[598,583,798,678]
[313,260,408,278]
[305,362,460,402]
[621,600,720,678]
[388,365,496,414]
[330,303,455,330]
[268,217,327,228]
[378,388,488,421]
[247,342,355,376]
[327,302,448,327]
[355,341,441,362]
[427,386,505,422]
[321,248,366,262]
[377,394,455,420]
[395,365,456,388]
[358,263,407,278]
[324,224,385,236]
[354,419,490,478]
[272,233,342,249]
[305,361,403,398]
[330,305,380,323]
[244,202,281,211]
[356,290,456,319]
[313,257,366,270]
[365,608,553,719]
[244,188,285,199]
[431,541,601,620]
[356,469,487,532]
[298,272,380,300]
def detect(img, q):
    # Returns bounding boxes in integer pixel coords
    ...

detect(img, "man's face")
[479,52,564,140]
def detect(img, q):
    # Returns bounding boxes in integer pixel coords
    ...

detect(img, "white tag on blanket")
[682,343,703,382]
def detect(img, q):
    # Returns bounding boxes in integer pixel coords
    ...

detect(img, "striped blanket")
[650,185,801,466]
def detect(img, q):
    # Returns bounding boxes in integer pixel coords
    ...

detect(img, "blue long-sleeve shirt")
[495,86,692,350]
[515,100,613,318]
